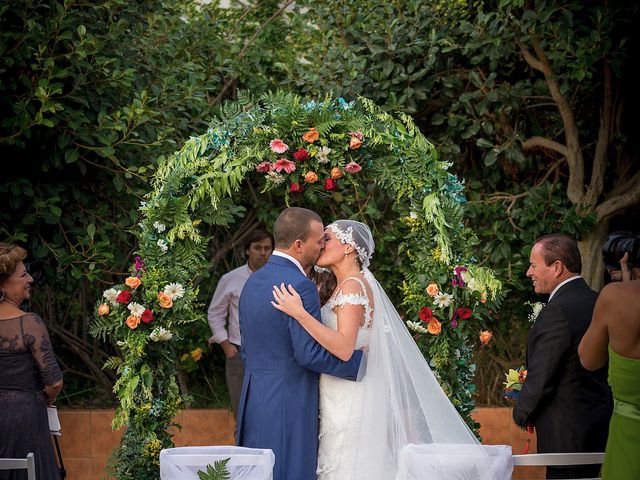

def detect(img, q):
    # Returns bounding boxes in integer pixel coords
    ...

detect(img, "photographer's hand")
[620,252,631,282]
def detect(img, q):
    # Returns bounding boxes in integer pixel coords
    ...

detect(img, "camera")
[602,231,640,270]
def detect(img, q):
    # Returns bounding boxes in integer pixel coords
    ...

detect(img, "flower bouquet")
[502,365,527,399]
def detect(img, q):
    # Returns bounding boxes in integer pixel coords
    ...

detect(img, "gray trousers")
[225,348,245,421]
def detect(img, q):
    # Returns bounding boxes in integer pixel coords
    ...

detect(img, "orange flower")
[302,128,319,143]
[330,167,343,180]
[98,304,110,316]
[426,283,439,297]
[126,314,141,329]
[479,330,492,345]
[304,171,319,183]
[480,292,487,303]
[427,318,442,335]
[125,276,141,289]
[191,347,203,361]
[349,136,363,150]
[158,291,173,308]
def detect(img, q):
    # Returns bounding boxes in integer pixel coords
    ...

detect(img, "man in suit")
[236,207,363,480]
[513,234,612,479]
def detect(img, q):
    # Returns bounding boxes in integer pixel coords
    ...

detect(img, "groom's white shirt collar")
[272,250,307,276]
[549,275,581,301]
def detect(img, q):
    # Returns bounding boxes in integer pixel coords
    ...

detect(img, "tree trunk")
[578,219,610,290]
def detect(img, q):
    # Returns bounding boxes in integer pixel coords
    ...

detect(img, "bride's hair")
[308,267,337,306]
[326,220,375,269]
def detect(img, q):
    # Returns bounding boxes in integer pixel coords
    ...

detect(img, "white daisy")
[265,171,285,185]
[150,327,173,342]
[316,146,332,163]
[153,221,166,233]
[103,288,121,306]
[157,239,168,252]
[433,292,453,308]
[127,302,145,317]
[164,282,185,300]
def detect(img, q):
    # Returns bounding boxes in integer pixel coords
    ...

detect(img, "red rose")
[290,182,304,193]
[419,307,433,322]
[116,290,132,304]
[141,309,154,324]
[293,148,309,162]
[456,307,472,319]
[323,178,337,191]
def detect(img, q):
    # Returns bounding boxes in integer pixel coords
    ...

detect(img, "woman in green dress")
[579,251,640,480]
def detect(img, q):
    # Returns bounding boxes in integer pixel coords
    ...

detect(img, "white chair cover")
[398,444,514,480]
[159,446,275,480]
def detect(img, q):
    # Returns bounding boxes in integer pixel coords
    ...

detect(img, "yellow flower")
[126,315,141,329]
[192,219,202,226]
[125,276,141,289]
[425,283,439,297]
[191,348,203,361]
[98,304,110,316]
[157,291,173,308]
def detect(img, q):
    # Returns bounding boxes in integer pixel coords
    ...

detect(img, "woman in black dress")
[0,243,63,480]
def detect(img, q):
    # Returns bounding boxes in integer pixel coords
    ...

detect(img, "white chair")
[398,443,514,479]
[160,446,275,480]
[0,452,37,480]
[512,452,605,480]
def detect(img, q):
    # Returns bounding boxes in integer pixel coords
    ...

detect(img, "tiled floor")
[57,408,543,479]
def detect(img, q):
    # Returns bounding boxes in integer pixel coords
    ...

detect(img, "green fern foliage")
[197,459,231,480]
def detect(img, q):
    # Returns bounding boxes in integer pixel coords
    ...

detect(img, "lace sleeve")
[22,313,63,386]
[327,277,373,328]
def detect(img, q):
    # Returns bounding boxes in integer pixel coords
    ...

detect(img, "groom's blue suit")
[236,254,362,480]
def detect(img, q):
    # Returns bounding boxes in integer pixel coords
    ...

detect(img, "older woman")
[0,243,63,480]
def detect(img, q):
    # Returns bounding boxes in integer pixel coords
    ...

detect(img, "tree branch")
[522,136,569,157]
[585,60,613,208]
[518,32,585,205]
[595,170,640,220]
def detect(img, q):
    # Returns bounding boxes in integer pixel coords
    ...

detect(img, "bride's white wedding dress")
[317,276,372,480]
[315,270,513,480]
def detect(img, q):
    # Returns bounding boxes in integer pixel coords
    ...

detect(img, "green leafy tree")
[0,0,300,401]
[281,0,639,402]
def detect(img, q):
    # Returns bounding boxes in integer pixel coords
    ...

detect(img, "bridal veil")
[326,220,512,480]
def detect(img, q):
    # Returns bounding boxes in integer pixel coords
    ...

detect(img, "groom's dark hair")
[274,207,322,248]
[534,233,582,273]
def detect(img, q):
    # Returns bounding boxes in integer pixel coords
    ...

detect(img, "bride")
[272,220,512,480]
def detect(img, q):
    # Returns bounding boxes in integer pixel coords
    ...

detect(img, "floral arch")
[91,91,502,479]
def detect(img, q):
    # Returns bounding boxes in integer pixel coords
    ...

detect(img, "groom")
[236,207,363,480]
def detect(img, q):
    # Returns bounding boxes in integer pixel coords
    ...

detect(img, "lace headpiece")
[326,220,375,269]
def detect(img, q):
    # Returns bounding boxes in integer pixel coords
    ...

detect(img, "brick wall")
[56,407,543,479]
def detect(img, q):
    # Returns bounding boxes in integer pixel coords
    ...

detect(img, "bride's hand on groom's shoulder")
[272,283,305,318]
